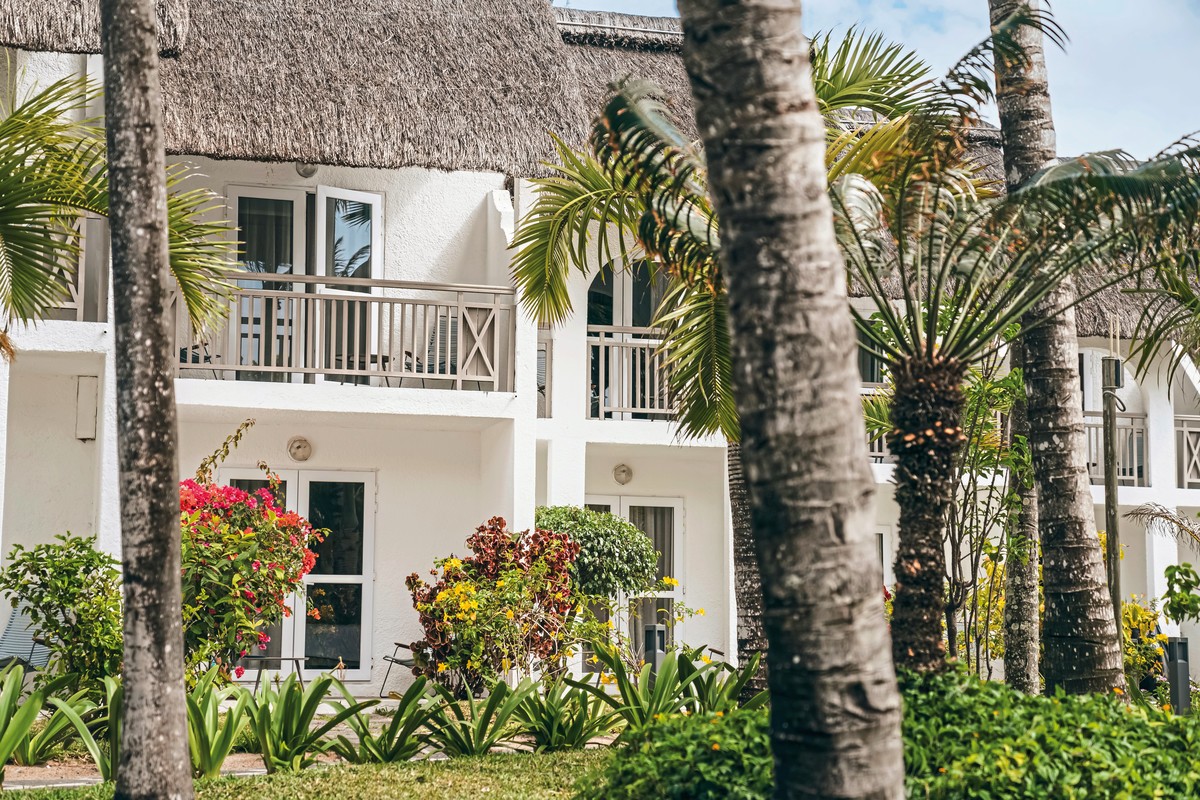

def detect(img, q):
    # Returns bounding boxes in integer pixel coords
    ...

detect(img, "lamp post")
[1101,354,1123,629]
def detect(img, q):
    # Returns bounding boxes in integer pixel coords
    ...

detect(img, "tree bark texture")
[99,0,194,797]
[1002,340,1041,694]
[988,0,1125,695]
[730,441,769,696]
[887,360,966,673]
[678,2,904,797]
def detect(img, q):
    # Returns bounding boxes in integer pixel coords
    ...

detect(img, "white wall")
[3,363,103,555]
[179,417,494,692]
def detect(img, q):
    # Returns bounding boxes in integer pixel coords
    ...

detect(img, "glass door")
[223,469,300,678]
[313,187,384,384]
[219,469,375,682]
[586,265,670,419]
[295,472,375,681]
[584,496,683,663]
[227,186,308,383]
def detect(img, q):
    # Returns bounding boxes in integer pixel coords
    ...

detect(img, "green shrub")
[535,506,658,597]
[0,666,54,786]
[246,673,373,774]
[578,707,772,800]
[326,677,434,763]
[582,667,1200,800]
[187,667,251,779]
[423,679,535,757]
[901,668,1200,799]
[51,676,122,782]
[568,644,699,737]
[0,534,122,690]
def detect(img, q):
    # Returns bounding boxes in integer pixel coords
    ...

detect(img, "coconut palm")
[674,0,905,793]
[518,2,1200,676]
[512,28,958,685]
[0,72,231,353]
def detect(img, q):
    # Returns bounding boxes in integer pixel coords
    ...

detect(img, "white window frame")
[224,186,309,383]
[217,467,376,682]
[585,495,685,652]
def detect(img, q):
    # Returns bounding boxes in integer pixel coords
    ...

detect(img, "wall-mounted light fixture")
[613,463,633,486]
[287,436,313,462]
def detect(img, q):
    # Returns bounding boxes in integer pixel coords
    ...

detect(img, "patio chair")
[0,607,50,671]
[379,642,417,698]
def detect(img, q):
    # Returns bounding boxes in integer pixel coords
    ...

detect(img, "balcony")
[172,271,516,392]
[1083,411,1148,488]
[587,326,674,420]
[1177,416,1200,490]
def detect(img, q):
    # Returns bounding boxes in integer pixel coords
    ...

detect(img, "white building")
[1,2,1197,690]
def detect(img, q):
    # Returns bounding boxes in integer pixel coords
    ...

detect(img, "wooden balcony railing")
[46,217,109,323]
[1083,411,1148,488]
[587,325,674,420]
[172,271,516,392]
[1177,416,1200,489]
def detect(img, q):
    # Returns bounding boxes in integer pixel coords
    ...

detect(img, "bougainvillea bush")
[406,517,581,693]
[180,476,324,681]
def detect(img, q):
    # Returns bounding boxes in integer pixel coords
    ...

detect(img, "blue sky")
[552,0,1200,159]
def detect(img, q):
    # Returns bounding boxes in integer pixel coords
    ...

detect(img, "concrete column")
[95,353,121,557]
[544,437,586,507]
[0,359,10,560]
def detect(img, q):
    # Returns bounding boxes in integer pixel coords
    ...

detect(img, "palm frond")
[1126,503,1200,556]
[810,27,935,117]
[509,135,645,325]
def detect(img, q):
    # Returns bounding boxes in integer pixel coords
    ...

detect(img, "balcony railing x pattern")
[172,271,516,392]
[1083,411,1149,488]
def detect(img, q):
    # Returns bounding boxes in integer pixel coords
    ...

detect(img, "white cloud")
[557,0,1200,159]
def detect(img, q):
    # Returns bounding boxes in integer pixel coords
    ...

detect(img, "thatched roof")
[153,0,583,175]
[0,0,189,57]
[554,8,692,142]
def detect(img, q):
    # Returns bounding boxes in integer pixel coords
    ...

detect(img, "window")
[222,469,375,681]
[584,496,683,665]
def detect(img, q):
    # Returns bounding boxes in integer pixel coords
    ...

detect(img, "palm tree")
[100,0,196,793]
[986,0,1126,695]
[523,3,1200,679]
[0,73,231,354]
[512,28,948,688]
[674,0,905,794]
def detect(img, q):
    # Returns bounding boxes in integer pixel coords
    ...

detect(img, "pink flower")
[234,666,245,679]
[252,560,261,571]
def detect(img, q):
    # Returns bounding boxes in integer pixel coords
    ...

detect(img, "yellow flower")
[589,655,600,665]
[445,557,462,570]
[437,662,448,673]
[435,590,448,602]
[662,576,680,588]
[1113,687,1124,696]
[496,579,505,587]
[506,609,515,620]
[701,655,712,665]
[711,743,720,751]
[696,608,706,616]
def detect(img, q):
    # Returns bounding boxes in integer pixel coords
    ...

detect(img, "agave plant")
[0,666,52,785]
[422,679,535,757]
[567,644,700,736]
[245,673,374,774]
[677,651,769,714]
[50,675,122,781]
[12,687,95,767]
[326,676,436,764]
[186,666,252,780]
[512,673,617,753]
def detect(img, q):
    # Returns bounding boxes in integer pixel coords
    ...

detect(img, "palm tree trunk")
[988,0,1125,695]
[1003,341,1041,693]
[729,441,767,695]
[678,2,904,797]
[99,1,194,797]
[888,359,966,672]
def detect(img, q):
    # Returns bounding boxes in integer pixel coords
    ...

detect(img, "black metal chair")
[379,642,416,698]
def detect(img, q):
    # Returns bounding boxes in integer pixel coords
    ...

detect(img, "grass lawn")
[16,750,611,799]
